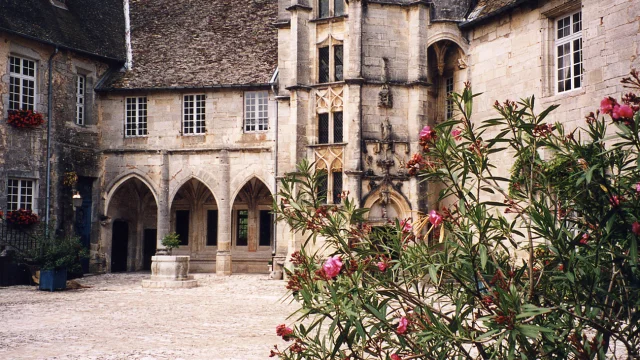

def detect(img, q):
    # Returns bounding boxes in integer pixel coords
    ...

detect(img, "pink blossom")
[600,97,615,115]
[609,195,622,207]
[400,219,412,233]
[451,128,462,141]
[632,222,640,236]
[322,256,343,278]
[580,233,589,245]
[429,210,443,227]
[276,324,294,341]
[419,126,436,142]
[377,261,389,272]
[636,183,640,193]
[396,316,409,334]
[618,104,634,119]
[391,355,402,360]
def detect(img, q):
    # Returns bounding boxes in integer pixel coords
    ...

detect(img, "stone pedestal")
[142,255,197,288]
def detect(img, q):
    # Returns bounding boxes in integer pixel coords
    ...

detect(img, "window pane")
[446,77,454,120]
[573,12,582,33]
[319,47,330,83]
[317,171,328,204]
[332,171,343,204]
[259,210,272,247]
[334,0,345,16]
[318,113,329,144]
[207,210,218,246]
[334,45,343,81]
[333,111,343,143]
[236,210,248,246]
[175,210,190,245]
[319,0,329,18]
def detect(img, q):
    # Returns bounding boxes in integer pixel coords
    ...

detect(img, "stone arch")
[231,177,275,252]
[426,31,469,55]
[104,171,159,215]
[362,187,412,225]
[168,167,220,208]
[229,168,275,207]
[169,175,219,209]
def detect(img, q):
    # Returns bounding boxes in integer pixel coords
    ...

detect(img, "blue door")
[74,177,93,273]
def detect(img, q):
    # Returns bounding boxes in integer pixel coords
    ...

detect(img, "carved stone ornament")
[378,84,393,108]
[381,117,392,141]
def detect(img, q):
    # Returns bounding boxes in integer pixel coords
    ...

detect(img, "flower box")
[7,109,45,129]
[5,209,39,226]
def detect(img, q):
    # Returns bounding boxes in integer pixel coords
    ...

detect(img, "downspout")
[271,78,278,257]
[358,4,364,206]
[44,47,59,238]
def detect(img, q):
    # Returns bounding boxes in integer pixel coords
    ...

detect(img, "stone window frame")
[317,110,344,144]
[182,93,206,135]
[540,1,584,98]
[315,164,344,206]
[6,178,37,213]
[317,0,346,19]
[8,55,37,112]
[316,35,344,84]
[243,91,269,133]
[171,205,191,248]
[72,60,97,126]
[2,44,45,120]
[124,96,148,137]
[75,74,86,125]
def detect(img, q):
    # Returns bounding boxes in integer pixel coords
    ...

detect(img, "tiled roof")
[0,0,126,61]
[463,0,528,26]
[100,0,278,90]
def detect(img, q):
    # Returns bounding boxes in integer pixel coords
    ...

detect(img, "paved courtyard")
[0,273,295,360]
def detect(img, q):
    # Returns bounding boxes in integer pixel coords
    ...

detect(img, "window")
[207,210,218,246]
[332,171,343,204]
[318,0,345,18]
[318,45,343,84]
[555,11,582,93]
[9,56,36,111]
[7,179,35,211]
[244,91,268,132]
[318,111,343,144]
[175,210,189,245]
[317,172,328,204]
[76,75,85,125]
[183,94,206,134]
[259,210,272,247]
[445,76,454,120]
[236,210,248,246]
[125,97,147,137]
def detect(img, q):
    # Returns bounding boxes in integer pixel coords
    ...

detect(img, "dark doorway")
[175,210,190,245]
[74,177,94,273]
[143,229,157,271]
[111,220,129,272]
[259,210,272,247]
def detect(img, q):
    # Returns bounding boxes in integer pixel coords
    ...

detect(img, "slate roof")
[100,0,278,91]
[0,0,126,62]
[463,0,529,26]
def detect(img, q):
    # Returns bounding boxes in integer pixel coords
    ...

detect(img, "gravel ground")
[0,273,296,360]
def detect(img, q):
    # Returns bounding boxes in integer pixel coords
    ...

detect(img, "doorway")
[143,229,157,271]
[111,220,129,272]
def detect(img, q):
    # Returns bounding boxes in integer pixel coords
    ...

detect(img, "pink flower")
[396,316,409,334]
[391,355,402,360]
[609,195,622,207]
[636,183,640,193]
[632,222,640,236]
[377,261,389,272]
[451,128,462,141]
[419,126,436,142]
[580,233,589,245]
[429,210,443,227]
[276,324,294,341]
[400,219,412,233]
[600,97,615,115]
[323,256,343,278]
[618,104,634,119]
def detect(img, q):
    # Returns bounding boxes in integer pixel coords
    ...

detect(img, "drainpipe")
[44,47,59,239]
[270,74,279,258]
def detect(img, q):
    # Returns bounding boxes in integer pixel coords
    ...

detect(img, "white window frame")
[125,97,148,137]
[555,10,583,94]
[8,56,37,111]
[7,178,36,212]
[244,91,269,133]
[76,75,86,125]
[182,94,206,135]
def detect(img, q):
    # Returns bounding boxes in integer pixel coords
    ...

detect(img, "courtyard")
[0,273,295,360]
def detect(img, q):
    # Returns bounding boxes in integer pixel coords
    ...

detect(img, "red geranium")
[5,209,39,226]
[7,109,45,129]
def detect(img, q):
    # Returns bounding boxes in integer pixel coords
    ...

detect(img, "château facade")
[0,0,638,275]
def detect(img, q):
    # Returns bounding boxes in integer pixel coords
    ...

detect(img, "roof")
[462,0,529,27]
[0,0,126,62]
[100,0,278,91]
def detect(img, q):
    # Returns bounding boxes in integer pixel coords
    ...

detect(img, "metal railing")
[0,221,43,256]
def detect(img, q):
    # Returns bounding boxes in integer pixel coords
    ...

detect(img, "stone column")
[216,150,232,275]
[156,150,170,254]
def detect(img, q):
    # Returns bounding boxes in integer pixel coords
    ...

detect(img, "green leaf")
[479,244,488,270]
[517,324,552,339]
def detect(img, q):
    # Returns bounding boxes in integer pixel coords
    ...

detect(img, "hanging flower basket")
[5,209,39,226]
[63,171,78,188]
[7,109,45,129]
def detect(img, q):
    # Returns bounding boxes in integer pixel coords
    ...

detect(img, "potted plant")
[7,109,45,129]
[32,236,88,291]
[160,232,181,255]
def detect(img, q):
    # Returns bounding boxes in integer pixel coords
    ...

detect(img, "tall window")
[175,210,189,245]
[259,210,272,247]
[76,75,85,125]
[244,91,268,132]
[315,170,343,205]
[183,94,206,134]
[318,111,343,144]
[9,56,36,111]
[7,179,35,211]
[318,0,345,18]
[318,45,343,83]
[317,172,328,204]
[125,97,147,137]
[445,76,454,120]
[207,210,218,246]
[332,171,343,204]
[556,11,582,93]
[236,210,248,246]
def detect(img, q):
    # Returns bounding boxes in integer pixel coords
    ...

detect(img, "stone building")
[1,0,638,276]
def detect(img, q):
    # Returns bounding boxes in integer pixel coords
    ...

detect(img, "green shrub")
[161,232,181,253]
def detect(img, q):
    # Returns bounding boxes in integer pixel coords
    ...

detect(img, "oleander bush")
[271,72,640,359]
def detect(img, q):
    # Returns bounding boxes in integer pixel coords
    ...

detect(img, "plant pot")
[39,268,67,291]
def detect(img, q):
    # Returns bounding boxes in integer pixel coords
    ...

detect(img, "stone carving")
[378,58,393,108]
[316,86,344,114]
[381,117,392,141]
